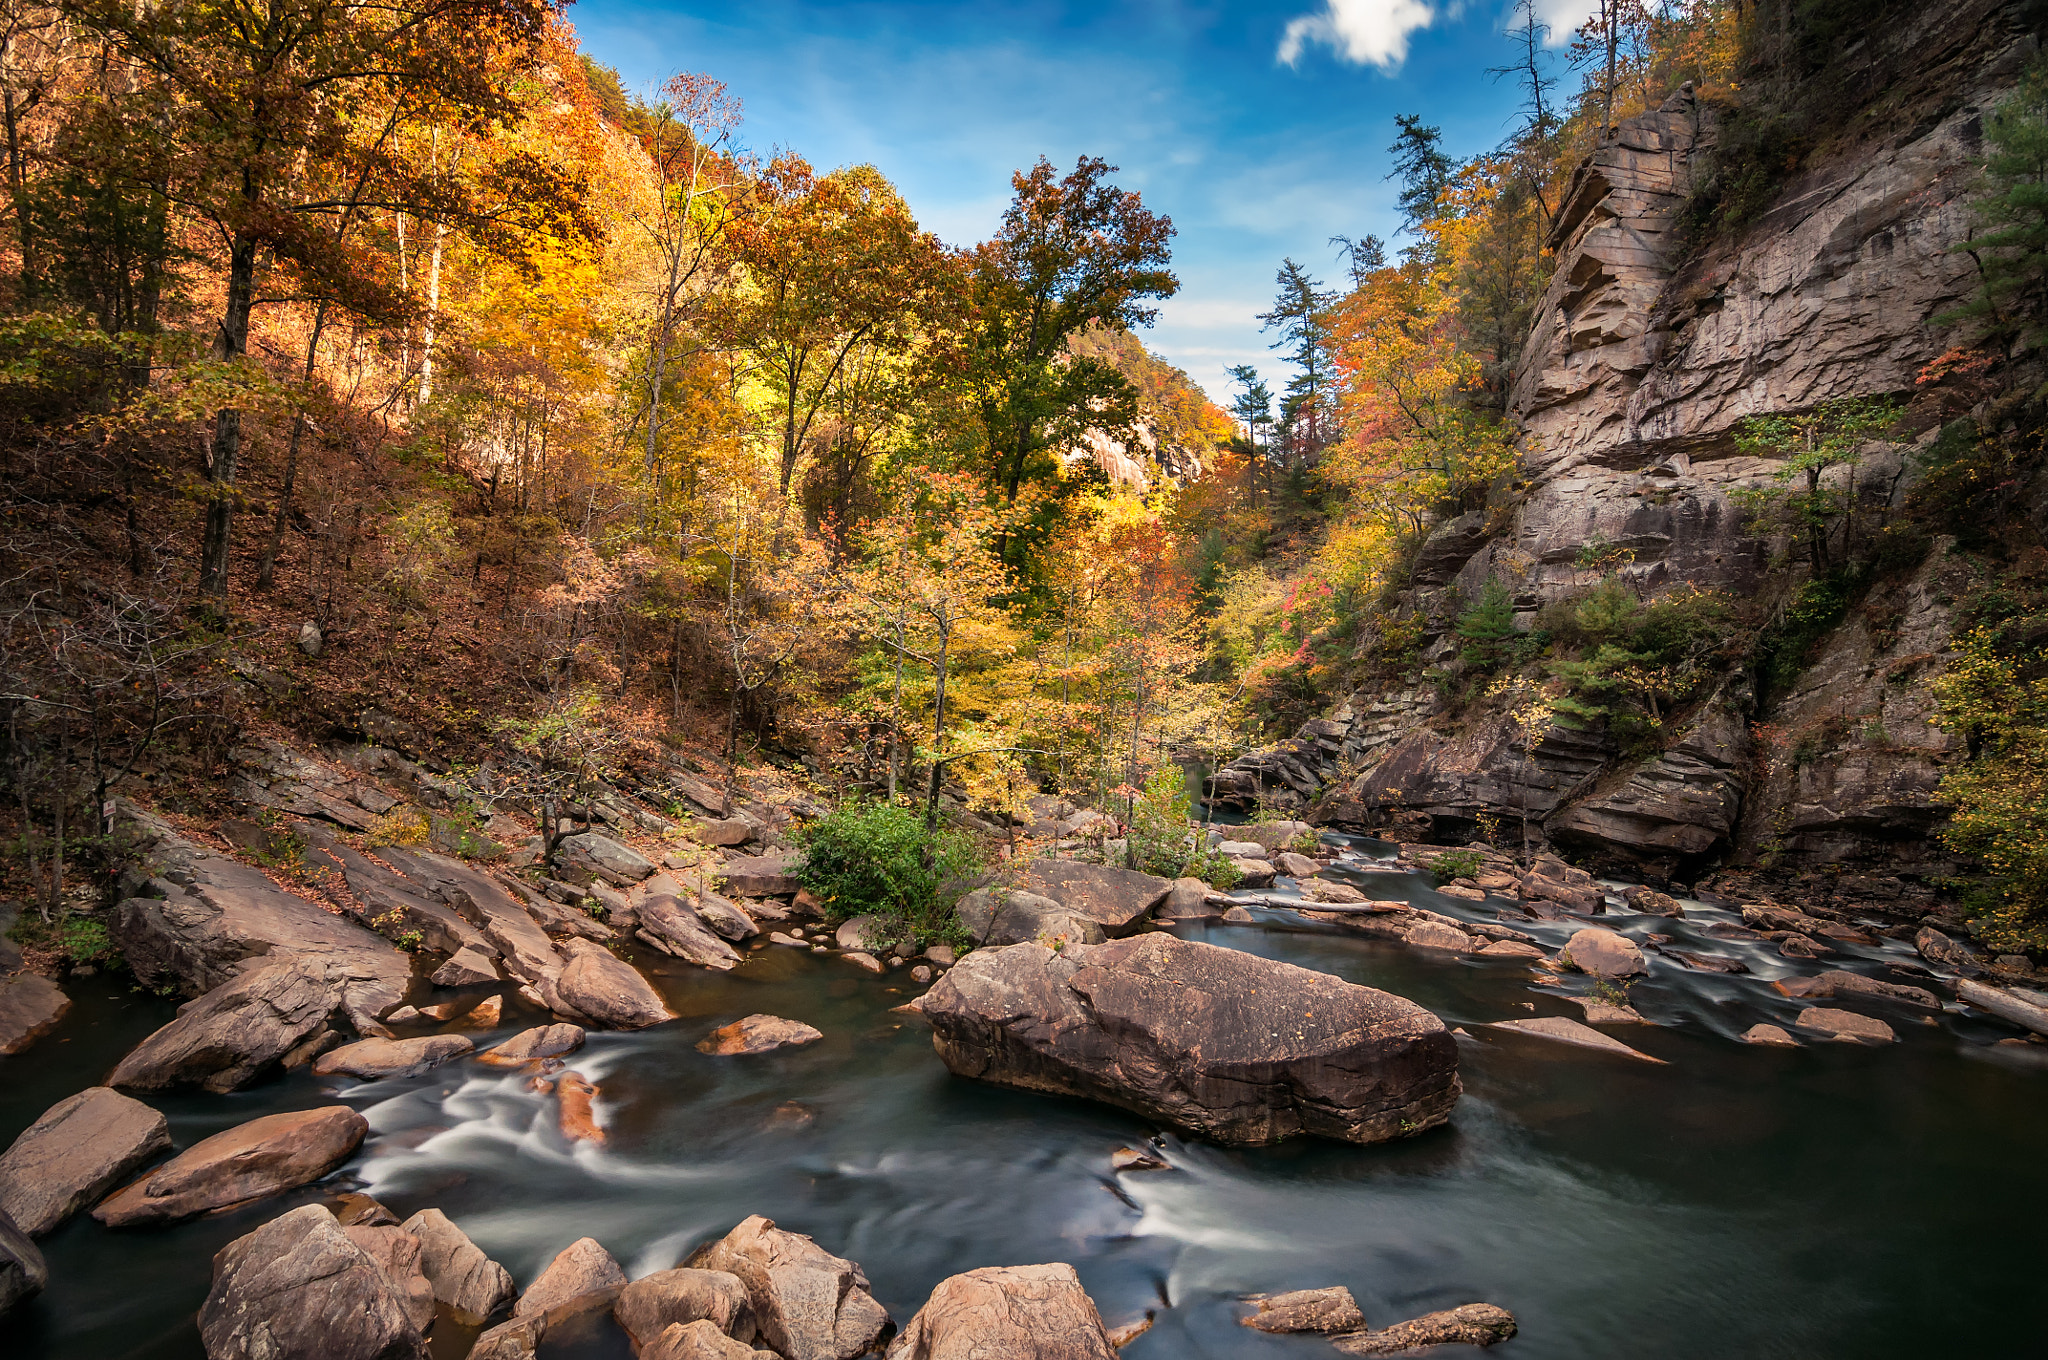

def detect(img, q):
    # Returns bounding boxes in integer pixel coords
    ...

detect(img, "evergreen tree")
[1456,578,1517,668]
[1256,259,1336,463]
[1386,114,1454,236]
[1945,53,2048,351]
[1330,232,1386,289]
[1226,363,1272,499]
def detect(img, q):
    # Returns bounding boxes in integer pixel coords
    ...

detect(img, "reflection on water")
[7,837,2048,1358]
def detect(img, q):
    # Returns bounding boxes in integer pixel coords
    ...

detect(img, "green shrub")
[60,918,119,969]
[1430,849,1484,882]
[794,799,983,944]
[1129,767,1241,889]
[1455,578,1517,669]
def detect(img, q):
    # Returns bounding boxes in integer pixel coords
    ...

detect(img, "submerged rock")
[469,1317,547,1360]
[1741,1023,1799,1047]
[1778,970,1939,1009]
[885,1262,1116,1360]
[697,1015,823,1056]
[556,1071,604,1144]
[95,1106,367,1227]
[1241,1286,1366,1334]
[919,934,1461,1146]
[0,1087,171,1236]
[616,1267,756,1349]
[685,1215,890,1360]
[402,1207,516,1321]
[199,1204,425,1360]
[1333,1302,1518,1355]
[108,955,339,1093]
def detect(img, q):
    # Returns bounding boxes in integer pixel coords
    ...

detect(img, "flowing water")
[8,837,2048,1359]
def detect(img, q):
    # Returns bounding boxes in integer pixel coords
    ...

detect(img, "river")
[7,836,2047,1358]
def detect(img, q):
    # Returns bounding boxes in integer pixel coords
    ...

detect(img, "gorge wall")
[1212,1,2045,901]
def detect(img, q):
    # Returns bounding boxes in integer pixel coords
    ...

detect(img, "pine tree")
[1386,114,1454,236]
[1456,578,1517,668]
[1256,259,1335,463]
[1944,53,2048,351]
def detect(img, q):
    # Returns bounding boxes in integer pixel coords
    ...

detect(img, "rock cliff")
[1211,2,2043,895]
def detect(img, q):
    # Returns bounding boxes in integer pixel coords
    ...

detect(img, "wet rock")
[920,934,1461,1145]
[558,833,658,886]
[1111,1146,1168,1172]
[109,954,340,1093]
[1154,878,1218,920]
[1476,939,1544,959]
[1957,980,2048,1037]
[1562,928,1646,979]
[1242,1286,1365,1334]
[1777,934,1829,960]
[1221,906,1257,924]
[717,854,801,898]
[1230,858,1278,889]
[552,937,673,1029]
[0,1206,46,1315]
[515,1236,627,1322]
[770,932,805,947]
[1274,851,1321,879]
[685,1214,890,1360]
[478,1023,586,1065]
[1333,1302,1518,1355]
[332,1192,399,1227]
[0,1087,171,1236]
[1622,886,1684,917]
[641,1318,766,1360]
[696,818,755,848]
[1020,861,1169,937]
[639,894,745,972]
[95,1106,367,1227]
[1664,948,1747,974]
[1918,926,1980,970]
[885,1262,1115,1360]
[199,1205,425,1360]
[1404,920,1478,952]
[314,1034,474,1080]
[557,1072,604,1144]
[343,1222,437,1331]
[402,1207,516,1321]
[460,996,503,1027]
[1519,857,1603,914]
[1105,1315,1153,1347]
[843,952,884,974]
[1742,1023,1799,1047]
[0,972,69,1055]
[925,945,957,967]
[1573,997,1646,1024]
[1778,971,1939,1009]
[958,888,1107,948]
[693,896,759,942]
[1215,840,1265,858]
[431,945,503,988]
[469,1317,547,1360]
[1301,878,1369,904]
[697,1014,823,1055]
[1794,1007,1896,1044]
[911,964,934,983]
[1487,1016,1665,1063]
[616,1267,756,1350]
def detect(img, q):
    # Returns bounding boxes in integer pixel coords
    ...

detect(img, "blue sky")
[572,1,1598,404]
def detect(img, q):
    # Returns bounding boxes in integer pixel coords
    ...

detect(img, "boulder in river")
[1273,851,1321,879]
[314,1033,474,1080]
[94,1106,368,1227]
[697,1014,823,1056]
[1794,1007,1896,1044]
[515,1235,627,1323]
[0,1206,45,1316]
[616,1267,757,1349]
[477,1023,585,1065]
[343,1222,437,1331]
[957,888,1106,947]
[885,1262,1116,1360]
[0,1086,171,1236]
[1241,821,1314,852]
[717,854,801,897]
[402,1207,516,1321]
[1622,885,1684,917]
[644,1320,764,1360]
[1230,857,1278,889]
[1778,970,1939,1009]
[1404,920,1479,952]
[919,934,1461,1146]
[1487,1016,1665,1063]
[1153,878,1219,921]
[469,1317,547,1360]
[1562,927,1646,978]
[556,1071,603,1144]
[552,938,673,1029]
[1741,1023,1799,1047]
[0,971,69,1055]
[108,954,339,1093]
[638,894,745,971]
[1020,861,1168,936]
[685,1214,890,1360]
[1241,1286,1366,1334]
[1332,1302,1518,1355]
[199,1204,425,1360]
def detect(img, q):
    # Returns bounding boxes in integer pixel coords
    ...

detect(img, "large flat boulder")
[401,1207,516,1322]
[957,889,1106,947]
[716,854,800,898]
[0,1207,45,1317]
[1022,862,1169,936]
[109,954,340,1093]
[313,1034,475,1080]
[558,832,658,885]
[0,1087,171,1236]
[0,972,70,1055]
[549,938,673,1030]
[920,935,1461,1145]
[95,1106,367,1227]
[684,1215,890,1360]
[885,1263,1116,1360]
[109,803,409,1030]
[199,1204,426,1360]
[477,1024,585,1066]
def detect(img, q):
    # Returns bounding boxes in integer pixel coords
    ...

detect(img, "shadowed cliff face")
[1211,4,2044,890]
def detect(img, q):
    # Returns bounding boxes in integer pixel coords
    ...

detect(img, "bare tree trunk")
[199,226,260,599]
[258,301,330,590]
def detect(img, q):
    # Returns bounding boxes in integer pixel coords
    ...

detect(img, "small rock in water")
[1488,1016,1665,1064]
[477,1024,585,1066]
[1106,1314,1154,1347]
[1664,949,1746,974]
[696,1014,823,1055]
[1333,1302,1518,1355]
[468,1317,545,1360]
[1439,883,1486,901]
[1301,879,1368,904]
[1242,1285,1365,1334]
[557,1071,603,1144]
[842,951,884,974]
[1221,905,1257,923]
[1778,934,1829,959]
[925,945,958,967]
[314,1034,474,1080]
[402,1208,516,1321]
[766,1101,814,1129]
[1741,1023,1799,1048]
[1794,1007,1896,1044]
[1572,998,1646,1025]
[94,1107,368,1228]
[1404,920,1478,952]
[1476,939,1544,959]
[769,931,805,947]
[1563,927,1646,978]
[460,995,503,1027]
[1110,1146,1168,1172]
[1623,885,1684,917]
[911,964,933,983]
[330,1192,399,1227]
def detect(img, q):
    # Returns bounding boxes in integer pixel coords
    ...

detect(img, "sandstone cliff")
[1211,2,2044,898]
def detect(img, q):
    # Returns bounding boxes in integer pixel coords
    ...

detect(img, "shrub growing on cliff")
[794,799,983,942]
[1456,578,1518,669]
[1930,628,2048,953]
[1943,53,2048,352]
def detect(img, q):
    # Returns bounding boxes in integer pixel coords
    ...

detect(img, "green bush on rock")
[793,799,983,945]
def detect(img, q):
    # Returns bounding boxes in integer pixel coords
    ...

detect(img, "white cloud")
[1278,0,1438,71]
[1532,0,1603,46]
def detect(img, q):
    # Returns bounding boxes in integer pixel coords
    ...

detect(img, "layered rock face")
[1212,3,2037,883]
[919,934,1460,1146]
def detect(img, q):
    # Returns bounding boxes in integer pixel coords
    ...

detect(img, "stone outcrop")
[637,893,745,971]
[684,1215,890,1360]
[0,972,69,1055]
[617,1267,757,1350]
[109,954,342,1093]
[1019,861,1169,936]
[919,934,1460,1145]
[199,1205,426,1360]
[885,1263,1117,1360]
[401,1207,516,1321]
[96,1106,367,1228]
[957,888,1106,947]
[514,1236,627,1323]
[0,1087,171,1236]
